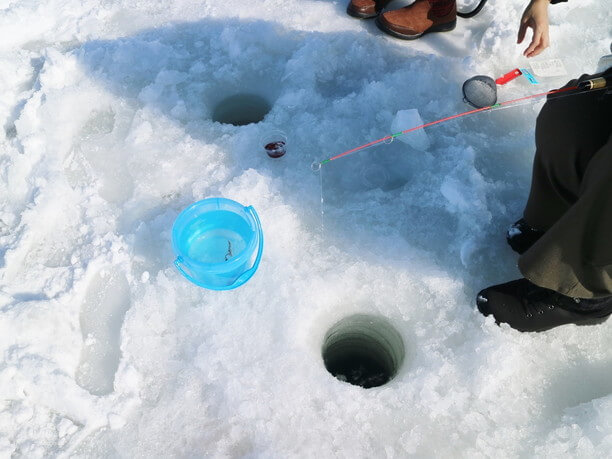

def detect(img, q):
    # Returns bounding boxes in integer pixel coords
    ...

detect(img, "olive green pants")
[518,69,612,299]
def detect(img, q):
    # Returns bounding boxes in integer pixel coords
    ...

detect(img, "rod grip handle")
[578,77,608,91]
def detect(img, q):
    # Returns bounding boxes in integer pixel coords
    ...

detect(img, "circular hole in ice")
[212,93,272,126]
[322,314,404,389]
[361,164,390,189]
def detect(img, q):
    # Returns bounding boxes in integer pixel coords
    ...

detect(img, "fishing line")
[312,82,609,170]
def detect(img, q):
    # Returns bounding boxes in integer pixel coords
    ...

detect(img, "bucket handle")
[227,205,264,289]
[174,256,201,286]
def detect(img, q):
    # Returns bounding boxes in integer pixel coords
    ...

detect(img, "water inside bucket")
[181,210,252,264]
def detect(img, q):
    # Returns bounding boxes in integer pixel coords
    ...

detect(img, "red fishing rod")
[311,76,609,171]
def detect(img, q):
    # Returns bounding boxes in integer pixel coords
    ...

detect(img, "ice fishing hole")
[212,93,272,126]
[322,315,405,389]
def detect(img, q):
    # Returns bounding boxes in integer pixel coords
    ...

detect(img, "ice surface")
[76,268,131,396]
[391,108,431,151]
[1,0,612,457]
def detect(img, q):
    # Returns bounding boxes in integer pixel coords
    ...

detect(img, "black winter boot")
[506,218,545,254]
[476,278,612,332]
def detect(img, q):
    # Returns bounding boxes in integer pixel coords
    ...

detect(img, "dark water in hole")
[325,351,390,389]
[212,93,272,126]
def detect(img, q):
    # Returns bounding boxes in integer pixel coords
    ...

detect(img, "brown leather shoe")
[376,0,456,39]
[347,0,393,19]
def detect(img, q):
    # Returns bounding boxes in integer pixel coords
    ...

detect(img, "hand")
[517,0,551,58]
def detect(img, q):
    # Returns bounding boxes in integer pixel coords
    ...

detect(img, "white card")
[530,59,568,77]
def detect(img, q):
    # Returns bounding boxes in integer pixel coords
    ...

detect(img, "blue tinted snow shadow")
[73,17,538,289]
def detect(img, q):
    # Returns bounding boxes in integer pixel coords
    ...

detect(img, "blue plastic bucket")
[172,198,263,290]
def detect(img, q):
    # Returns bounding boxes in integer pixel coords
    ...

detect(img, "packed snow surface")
[1,0,611,457]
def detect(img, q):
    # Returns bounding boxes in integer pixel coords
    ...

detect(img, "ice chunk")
[390,109,430,151]
[596,54,612,73]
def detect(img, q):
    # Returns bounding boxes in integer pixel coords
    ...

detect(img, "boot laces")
[520,284,556,318]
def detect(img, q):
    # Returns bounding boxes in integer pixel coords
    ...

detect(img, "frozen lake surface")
[1,0,611,456]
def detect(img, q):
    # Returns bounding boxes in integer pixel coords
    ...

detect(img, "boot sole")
[375,17,456,40]
[531,313,611,332]
[481,310,610,333]
[346,5,379,19]
[577,314,611,327]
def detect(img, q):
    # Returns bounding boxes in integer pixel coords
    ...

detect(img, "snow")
[1,0,611,457]
[507,226,522,238]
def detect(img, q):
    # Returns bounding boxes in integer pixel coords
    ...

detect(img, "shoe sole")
[577,314,611,327]
[346,5,379,19]
[480,312,610,333]
[528,315,610,333]
[375,16,456,40]
[526,312,611,332]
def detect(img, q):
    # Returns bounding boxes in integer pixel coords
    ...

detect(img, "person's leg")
[519,133,612,299]
[476,71,612,332]
[523,73,611,233]
[477,136,612,332]
[507,71,611,255]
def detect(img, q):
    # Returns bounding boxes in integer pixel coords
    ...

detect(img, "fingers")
[524,28,550,58]
[523,29,542,57]
[518,0,551,58]
[527,38,549,57]
[517,20,528,44]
